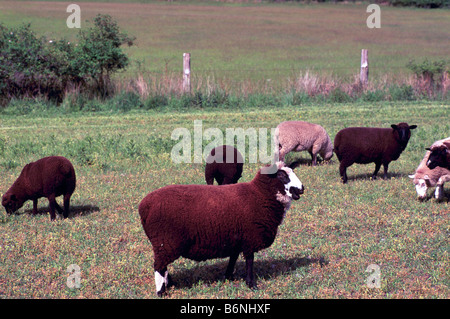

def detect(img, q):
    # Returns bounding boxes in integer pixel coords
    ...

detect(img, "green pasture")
[0,1,449,83]
[0,101,448,298]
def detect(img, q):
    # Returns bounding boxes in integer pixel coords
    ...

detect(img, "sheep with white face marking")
[275,121,333,166]
[409,147,450,201]
[138,162,304,297]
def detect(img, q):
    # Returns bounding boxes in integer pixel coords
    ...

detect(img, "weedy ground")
[0,100,448,298]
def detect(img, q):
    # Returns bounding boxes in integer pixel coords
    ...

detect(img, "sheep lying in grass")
[334,122,417,183]
[409,148,450,201]
[139,162,304,297]
[426,137,450,170]
[205,145,244,185]
[2,156,76,220]
[275,121,333,166]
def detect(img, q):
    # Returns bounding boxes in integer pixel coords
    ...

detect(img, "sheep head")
[2,192,24,215]
[426,145,448,170]
[391,122,417,149]
[259,162,304,207]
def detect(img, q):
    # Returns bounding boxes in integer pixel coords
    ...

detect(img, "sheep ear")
[408,174,415,179]
[391,124,398,130]
[425,148,431,151]
[409,125,417,130]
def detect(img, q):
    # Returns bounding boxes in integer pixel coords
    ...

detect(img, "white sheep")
[275,121,333,165]
[409,146,450,201]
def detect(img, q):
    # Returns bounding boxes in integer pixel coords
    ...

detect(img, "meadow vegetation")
[0,101,448,298]
[0,1,449,299]
[0,1,449,106]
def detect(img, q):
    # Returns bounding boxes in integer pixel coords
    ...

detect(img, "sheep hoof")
[246,280,258,290]
[156,288,166,298]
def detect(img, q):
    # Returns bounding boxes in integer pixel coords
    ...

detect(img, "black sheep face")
[2,193,24,215]
[426,145,448,169]
[391,122,417,146]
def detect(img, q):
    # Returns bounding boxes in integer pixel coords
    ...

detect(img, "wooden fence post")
[360,49,369,87]
[183,53,191,94]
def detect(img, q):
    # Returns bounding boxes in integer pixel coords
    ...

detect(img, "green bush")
[389,84,416,101]
[0,14,134,104]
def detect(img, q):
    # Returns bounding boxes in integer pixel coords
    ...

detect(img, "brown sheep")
[426,137,450,170]
[334,122,417,183]
[204,145,244,185]
[139,162,304,297]
[2,156,76,221]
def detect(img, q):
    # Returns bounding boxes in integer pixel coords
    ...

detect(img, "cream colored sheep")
[409,146,450,201]
[275,121,333,165]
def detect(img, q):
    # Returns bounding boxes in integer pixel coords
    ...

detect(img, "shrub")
[407,59,448,97]
[72,14,135,98]
[0,14,134,104]
[389,84,415,101]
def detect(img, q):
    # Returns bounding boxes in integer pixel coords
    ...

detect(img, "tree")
[72,14,135,97]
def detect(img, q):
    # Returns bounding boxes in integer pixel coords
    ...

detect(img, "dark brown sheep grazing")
[334,122,417,183]
[2,156,76,221]
[204,145,244,185]
[426,137,450,170]
[139,162,304,297]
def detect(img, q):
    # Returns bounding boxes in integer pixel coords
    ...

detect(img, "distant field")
[0,101,448,298]
[1,1,449,83]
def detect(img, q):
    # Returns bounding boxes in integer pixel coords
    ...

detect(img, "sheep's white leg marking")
[434,184,443,200]
[280,167,303,197]
[155,270,169,293]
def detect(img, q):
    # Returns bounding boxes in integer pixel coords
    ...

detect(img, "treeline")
[269,0,449,8]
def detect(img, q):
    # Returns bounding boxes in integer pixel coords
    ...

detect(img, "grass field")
[0,0,448,300]
[0,101,448,298]
[1,0,449,86]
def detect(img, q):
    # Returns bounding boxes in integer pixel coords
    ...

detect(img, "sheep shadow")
[21,204,100,219]
[417,190,450,203]
[345,171,405,183]
[288,158,334,169]
[170,255,326,290]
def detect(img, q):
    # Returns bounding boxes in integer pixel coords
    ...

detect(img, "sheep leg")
[372,162,382,180]
[154,268,169,297]
[32,199,38,216]
[63,193,71,219]
[434,184,443,201]
[278,147,287,163]
[54,201,64,214]
[48,194,57,221]
[225,252,239,280]
[215,174,225,185]
[244,252,257,289]
[339,162,348,184]
[382,163,390,180]
[309,151,317,166]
